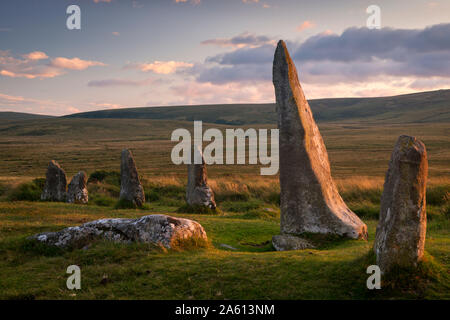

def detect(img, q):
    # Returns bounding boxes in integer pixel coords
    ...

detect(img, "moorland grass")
[0,201,448,300]
[0,118,448,299]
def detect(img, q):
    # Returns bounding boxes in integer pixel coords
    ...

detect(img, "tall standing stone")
[67,171,89,204]
[272,40,367,245]
[186,146,216,209]
[374,135,428,274]
[120,149,145,207]
[41,160,67,202]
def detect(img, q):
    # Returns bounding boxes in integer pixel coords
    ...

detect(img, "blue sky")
[0,0,449,115]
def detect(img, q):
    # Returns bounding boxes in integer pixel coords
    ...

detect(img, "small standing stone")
[374,135,428,274]
[120,149,145,207]
[272,40,367,247]
[67,171,88,204]
[41,160,67,202]
[186,146,216,209]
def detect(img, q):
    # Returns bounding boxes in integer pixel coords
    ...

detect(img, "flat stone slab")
[30,214,207,249]
[272,234,315,251]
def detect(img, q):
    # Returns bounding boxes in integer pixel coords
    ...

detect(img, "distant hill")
[65,89,450,124]
[0,112,54,121]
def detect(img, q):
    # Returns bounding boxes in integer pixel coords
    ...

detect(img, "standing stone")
[374,135,428,274]
[41,160,67,201]
[67,171,88,204]
[186,146,216,209]
[272,40,367,247]
[120,149,145,207]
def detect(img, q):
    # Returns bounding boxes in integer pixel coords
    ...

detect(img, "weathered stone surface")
[41,160,67,202]
[67,171,88,204]
[272,40,367,240]
[272,235,315,251]
[120,149,145,206]
[186,146,216,209]
[30,214,208,249]
[374,135,428,274]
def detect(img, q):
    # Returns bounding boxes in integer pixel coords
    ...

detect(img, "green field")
[0,97,449,300]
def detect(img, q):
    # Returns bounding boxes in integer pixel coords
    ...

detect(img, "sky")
[0,0,449,115]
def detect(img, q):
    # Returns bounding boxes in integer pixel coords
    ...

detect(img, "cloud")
[89,102,131,109]
[132,1,144,8]
[166,81,274,105]
[201,32,276,49]
[242,0,271,9]
[174,0,201,5]
[205,43,275,65]
[427,1,439,9]
[297,21,315,32]
[126,60,194,74]
[50,57,106,70]
[23,51,48,61]
[87,78,158,87]
[93,0,112,3]
[409,77,450,90]
[112,32,120,36]
[293,24,450,63]
[192,24,450,87]
[0,92,79,115]
[0,50,106,79]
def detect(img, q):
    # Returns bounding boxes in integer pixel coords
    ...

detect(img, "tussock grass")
[0,203,447,300]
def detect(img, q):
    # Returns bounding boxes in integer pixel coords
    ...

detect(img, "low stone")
[219,243,238,250]
[186,146,216,209]
[67,171,88,204]
[374,135,428,274]
[41,160,67,202]
[272,235,315,251]
[30,214,208,249]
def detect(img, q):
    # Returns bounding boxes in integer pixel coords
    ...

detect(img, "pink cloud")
[174,0,201,4]
[201,32,276,49]
[166,81,274,105]
[50,57,106,70]
[87,78,161,87]
[0,50,106,79]
[127,61,193,74]
[23,51,48,61]
[297,21,315,32]
[0,91,79,115]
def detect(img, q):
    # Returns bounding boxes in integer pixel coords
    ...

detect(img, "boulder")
[30,214,208,249]
[272,40,367,242]
[41,160,67,202]
[67,171,88,204]
[374,135,428,274]
[120,149,145,207]
[272,235,315,251]
[186,146,216,209]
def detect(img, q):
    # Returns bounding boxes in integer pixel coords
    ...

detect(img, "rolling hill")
[0,111,54,121]
[63,89,450,124]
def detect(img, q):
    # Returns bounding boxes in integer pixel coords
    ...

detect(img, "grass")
[0,175,448,300]
[0,201,447,299]
[0,117,448,299]
[0,118,449,179]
